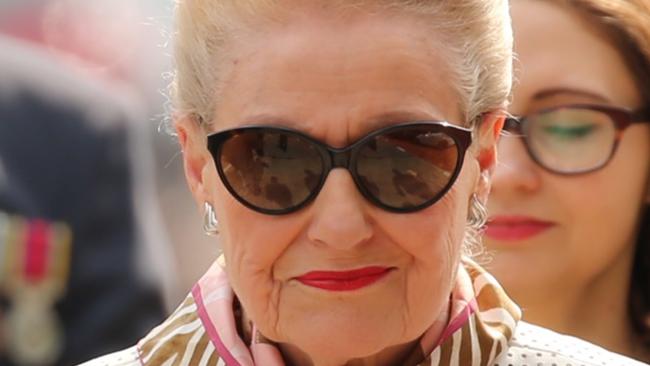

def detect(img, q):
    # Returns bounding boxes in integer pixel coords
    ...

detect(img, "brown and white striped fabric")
[80,258,649,366]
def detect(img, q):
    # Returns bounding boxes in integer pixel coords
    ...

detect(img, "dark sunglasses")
[206,122,473,215]
[504,104,650,175]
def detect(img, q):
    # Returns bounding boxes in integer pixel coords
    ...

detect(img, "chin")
[280,309,404,356]
[296,329,394,362]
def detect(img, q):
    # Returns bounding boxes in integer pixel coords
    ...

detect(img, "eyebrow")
[532,87,612,104]
[238,114,303,129]
[360,110,446,133]
[239,110,446,134]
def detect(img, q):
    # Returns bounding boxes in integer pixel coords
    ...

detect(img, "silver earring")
[203,202,220,236]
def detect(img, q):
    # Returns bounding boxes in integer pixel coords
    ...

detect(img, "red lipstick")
[295,267,392,291]
[485,216,555,241]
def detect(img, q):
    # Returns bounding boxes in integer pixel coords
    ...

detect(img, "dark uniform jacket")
[0,37,166,366]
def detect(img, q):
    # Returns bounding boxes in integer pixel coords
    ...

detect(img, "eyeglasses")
[206,122,473,215]
[504,104,650,175]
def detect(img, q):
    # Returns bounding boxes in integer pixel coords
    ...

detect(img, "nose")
[492,135,542,194]
[307,169,373,250]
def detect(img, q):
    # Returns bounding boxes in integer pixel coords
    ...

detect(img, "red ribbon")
[24,220,50,283]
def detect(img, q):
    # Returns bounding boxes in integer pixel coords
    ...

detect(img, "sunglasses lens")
[356,126,461,210]
[218,130,324,212]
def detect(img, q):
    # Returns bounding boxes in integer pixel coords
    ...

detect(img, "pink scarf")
[137,257,520,365]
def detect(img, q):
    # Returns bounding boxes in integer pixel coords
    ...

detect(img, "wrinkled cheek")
[395,262,454,342]
[415,197,466,269]
[219,213,285,294]
[226,260,284,337]
[218,237,278,329]
[217,212,305,340]
[405,224,462,325]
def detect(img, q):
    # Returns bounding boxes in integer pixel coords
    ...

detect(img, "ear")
[474,112,506,202]
[476,112,506,172]
[176,114,212,207]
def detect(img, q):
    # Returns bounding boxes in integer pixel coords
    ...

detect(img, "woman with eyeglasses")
[81,1,646,365]
[485,0,650,362]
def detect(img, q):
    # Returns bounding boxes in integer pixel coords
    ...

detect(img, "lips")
[295,266,393,291]
[485,216,556,241]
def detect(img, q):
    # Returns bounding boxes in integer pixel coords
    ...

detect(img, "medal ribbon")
[25,220,50,283]
[0,213,73,365]
[0,213,72,296]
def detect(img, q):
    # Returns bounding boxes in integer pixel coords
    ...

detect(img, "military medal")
[0,214,72,365]
[6,286,63,365]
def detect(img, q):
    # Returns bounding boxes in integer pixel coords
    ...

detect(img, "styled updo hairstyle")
[548,0,650,349]
[169,0,514,258]
[170,0,514,128]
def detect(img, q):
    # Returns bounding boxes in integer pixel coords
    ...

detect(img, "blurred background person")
[0,35,171,365]
[0,0,217,297]
[485,0,650,362]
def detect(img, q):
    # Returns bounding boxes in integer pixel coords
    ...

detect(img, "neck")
[278,339,421,366]
[516,243,649,361]
[276,301,450,366]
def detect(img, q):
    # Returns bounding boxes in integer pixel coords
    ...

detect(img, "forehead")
[511,0,641,109]
[211,11,462,141]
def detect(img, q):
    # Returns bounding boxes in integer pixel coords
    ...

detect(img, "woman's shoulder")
[496,321,648,366]
[76,294,211,366]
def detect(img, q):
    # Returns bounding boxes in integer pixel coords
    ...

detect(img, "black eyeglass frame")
[504,104,650,175]
[207,121,473,215]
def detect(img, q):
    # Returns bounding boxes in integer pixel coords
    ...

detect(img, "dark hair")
[631,207,650,348]
[557,0,650,349]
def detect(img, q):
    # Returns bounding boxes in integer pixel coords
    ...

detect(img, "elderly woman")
[83,0,647,365]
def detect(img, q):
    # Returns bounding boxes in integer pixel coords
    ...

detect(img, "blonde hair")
[170,0,513,127]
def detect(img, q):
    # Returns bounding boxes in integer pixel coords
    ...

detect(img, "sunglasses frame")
[504,104,650,175]
[207,121,473,215]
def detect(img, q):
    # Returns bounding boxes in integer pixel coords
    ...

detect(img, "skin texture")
[177,7,503,366]
[486,0,650,360]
